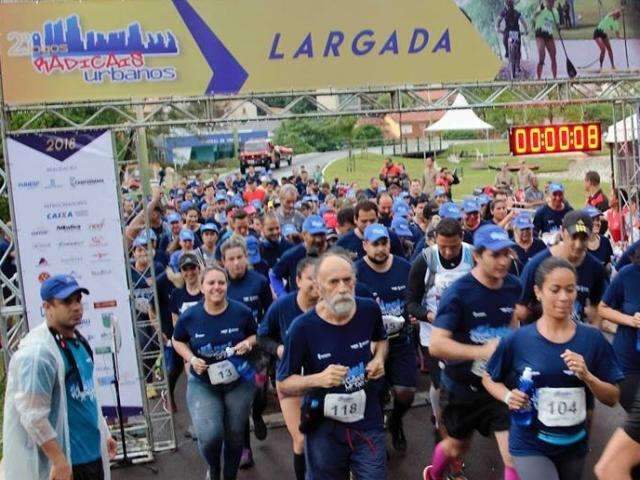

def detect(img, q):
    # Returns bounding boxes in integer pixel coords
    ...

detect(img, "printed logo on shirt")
[344,362,366,392]
[350,340,371,350]
[221,328,240,335]
[499,307,514,314]
[198,341,232,360]
[317,353,332,360]
[472,311,487,318]
[243,295,259,303]
[194,333,205,338]
[390,285,406,292]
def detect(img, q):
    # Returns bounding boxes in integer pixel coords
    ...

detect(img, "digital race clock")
[508,122,602,156]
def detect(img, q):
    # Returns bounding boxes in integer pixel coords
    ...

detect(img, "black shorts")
[441,389,509,440]
[593,28,608,40]
[73,459,104,480]
[385,337,417,389]
[535,29,553,41]
[424,347,442,389]
[620,373,640,412]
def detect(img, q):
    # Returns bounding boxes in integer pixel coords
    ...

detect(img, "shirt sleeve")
[406,254,429,321]
[172,311,191,343]
[589,260,607,306]
[533,207,544,236]
[168,290,179,315]
[434,288,463,332]
[276,320,306,382]
[590,331,625,385]
[487,334,514,384]
[518,257,538,305]
[601,271,624,309]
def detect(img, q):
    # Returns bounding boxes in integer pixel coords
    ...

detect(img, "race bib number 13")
[208,360,239,385]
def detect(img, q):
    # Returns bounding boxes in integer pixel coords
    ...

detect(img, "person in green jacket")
[593,9,622,70]
[534,0,560,79]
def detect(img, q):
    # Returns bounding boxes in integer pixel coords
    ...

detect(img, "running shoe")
[388,416,407,453]
[447,458,467,480]
[253,414,268,441]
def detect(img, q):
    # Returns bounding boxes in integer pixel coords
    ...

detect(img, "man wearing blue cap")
[270,215,328,297]
[461,198,487,245]
[169,229,196,275]
[533,182,573,237]
[356,224,415,453]
[511,213,546,274]
[438,202,462,222]
[424,224,521,480]
[3,275,117,479]
[391,216,417,259]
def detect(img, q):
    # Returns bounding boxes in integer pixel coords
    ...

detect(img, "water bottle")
[299,394,324,433]
[512,367,535,427]
[636,329,640,352]
[225,347,256,382]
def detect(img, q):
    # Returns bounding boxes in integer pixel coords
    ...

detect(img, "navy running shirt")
[602,264,640,375]
[519,250,606,323]
[336,229,405,260]
[616,239,640,270]
[513,238,547,268]
[533,204,573,235]
[227,269,273,325]
[277,298,387,430]
[488,323,623,457]
[169,287,203,317]
[260,237,293,269]
[589,235,614,266]
[271,243,307,292]
[257,291,304,346]
[173,300,256,385]
[355,255,412,340]
[434,272,522,394]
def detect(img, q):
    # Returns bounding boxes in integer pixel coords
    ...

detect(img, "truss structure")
[0,74,639,461]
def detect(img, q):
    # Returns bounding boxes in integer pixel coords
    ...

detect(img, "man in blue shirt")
[277,251,388,479]
[533,182,573,238]
[424,225,522,480]
[259,212,292,269]
[356,224,415,454]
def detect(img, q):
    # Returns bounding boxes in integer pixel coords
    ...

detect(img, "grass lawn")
[324,150,606,207]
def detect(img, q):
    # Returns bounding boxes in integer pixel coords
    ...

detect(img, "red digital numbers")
[509,122,602,156]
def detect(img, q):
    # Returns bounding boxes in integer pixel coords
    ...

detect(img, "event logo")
[46,210,73,220]
[56,224,81,232]
[10,15,179,85]
[69,176,105,188]
[16,180,39,190]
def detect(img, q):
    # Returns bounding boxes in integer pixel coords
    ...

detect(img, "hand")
[107,436,118,459]
[561,349,590,381]
[49,459,72,480]
[365,358,385,380]
[317,364,348,388]
[234,340,253,355]
[189,356,208,375]
[409,315,419,326]
[276,344,285,359]
[506,389,529,411]
[480,339,499,360]
[631,312,640,328]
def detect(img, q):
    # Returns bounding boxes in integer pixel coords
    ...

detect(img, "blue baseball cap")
[251,199,263,210]
[180,200,195,213]
[132,235,149,248]
[232,196,245,208]
[434,187,447,197]
[439,202,462,220]
[512,213,534,230]
[215,191,227,202]
[282,224,298,237]
[364,223,390,243]
[462,198,480,214]
[201,223,219,233]
[393,202,411,218]
[476,194,491,207]
[391,217,413,238]
[167,212,181,224]
[302,215,327,235]
[41,274,89,301]
[179,229,195,242]
[583,206,602,218]
[473,224,515,251]
[246,236,261,265]
[549,183,564,194]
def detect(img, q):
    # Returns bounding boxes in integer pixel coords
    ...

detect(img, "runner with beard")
[277,251,388,480]
[355,224,415,454]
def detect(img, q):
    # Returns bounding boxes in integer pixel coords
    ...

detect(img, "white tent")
[425,93,495,132]
[605,113,638,144]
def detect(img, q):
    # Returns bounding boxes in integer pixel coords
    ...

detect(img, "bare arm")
[584,371,620,407]
[598,301,640,328]
[277,364,348,397]
[430,327,497,362]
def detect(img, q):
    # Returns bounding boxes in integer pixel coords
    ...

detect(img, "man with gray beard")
[277,251,389,479]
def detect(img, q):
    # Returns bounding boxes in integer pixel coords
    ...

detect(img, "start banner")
[6,130,144,418]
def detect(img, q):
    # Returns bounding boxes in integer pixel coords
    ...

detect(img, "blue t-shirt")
[602,264,640,374]
[519,250,606,323]
[169,287,203,317]
[156,271,176,338]
[513,238,547,268]
[355,255,412,341]
[588,235,614,266]
[336,230,405,260]
[616,239,640,270]
[260,237,293,269]
[59,339,101,465]
[434,272,522,395]
[533,204,573,235]
[257,291,304,346]
[488,323,623,457]
[173,300,256,385]
[271,243,307,292]
[227,269,273,325]
[277,298,387,430]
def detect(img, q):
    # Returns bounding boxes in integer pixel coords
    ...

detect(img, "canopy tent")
[425,93,495,132]
[605,113,638,144]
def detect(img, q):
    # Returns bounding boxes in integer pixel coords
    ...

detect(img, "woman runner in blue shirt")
[484,257,622,480]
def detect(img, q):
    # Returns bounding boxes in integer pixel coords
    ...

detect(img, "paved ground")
[113,373,626,480]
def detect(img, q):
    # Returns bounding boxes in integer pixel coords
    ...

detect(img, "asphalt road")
[113,373,626,480]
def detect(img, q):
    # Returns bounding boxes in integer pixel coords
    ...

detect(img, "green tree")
[352,125,384,147]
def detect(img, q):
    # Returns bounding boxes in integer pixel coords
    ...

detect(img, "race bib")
[382,315,405,335]
[323,390,366,423]
[207,360,239,385]
[537,387,586,427]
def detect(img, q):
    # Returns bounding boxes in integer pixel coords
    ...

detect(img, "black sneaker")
[388,417,407,454]
[253,415,268,441]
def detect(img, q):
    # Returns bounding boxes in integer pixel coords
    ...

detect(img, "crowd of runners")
[6,154,640,480]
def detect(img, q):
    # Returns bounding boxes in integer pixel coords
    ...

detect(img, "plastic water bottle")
[225,347,256,382]
[512,367,535,427]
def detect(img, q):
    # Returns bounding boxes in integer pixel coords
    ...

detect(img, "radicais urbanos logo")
[14,15,179,85]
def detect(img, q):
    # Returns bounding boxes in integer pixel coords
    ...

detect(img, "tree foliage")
[273,117,358,153]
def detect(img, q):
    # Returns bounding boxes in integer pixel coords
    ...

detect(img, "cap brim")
[53,286,89,300]
[305,228,327,235]
[366,233,390,243]
[482,239,516,251]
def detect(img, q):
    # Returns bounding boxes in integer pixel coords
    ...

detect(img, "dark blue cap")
[40,274,89,301]
[364,223,389,243]
[473,224,515,251]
